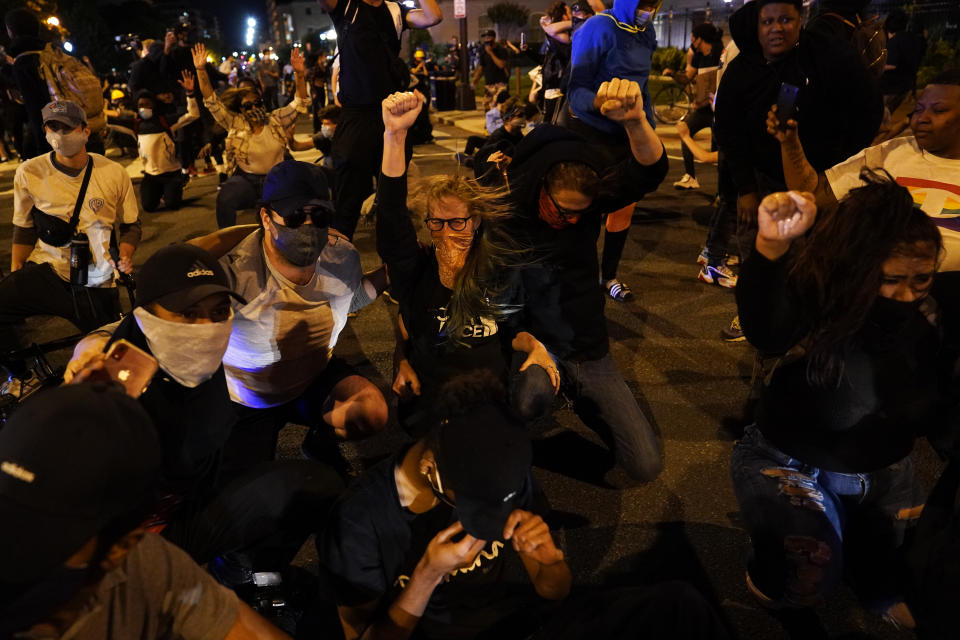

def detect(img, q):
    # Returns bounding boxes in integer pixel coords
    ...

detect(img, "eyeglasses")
[240,99,265,111]
[429,465,456,508]
[424,217,471,232]
[545,188,591,219]
[272,204,331,229]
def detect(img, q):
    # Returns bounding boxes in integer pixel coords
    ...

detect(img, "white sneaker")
[673,174,700,190]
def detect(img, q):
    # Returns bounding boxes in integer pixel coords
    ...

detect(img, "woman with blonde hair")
[377,92,557,435]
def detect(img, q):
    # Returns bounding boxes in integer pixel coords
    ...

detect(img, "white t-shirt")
[242,125,287,175]
[825,136,960,270]
[137,96,200,175]
[13,153,139,286]
[219,229,374,408]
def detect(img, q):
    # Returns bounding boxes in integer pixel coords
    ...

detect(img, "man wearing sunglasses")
[319,373,571,640]
[189,160,389,482]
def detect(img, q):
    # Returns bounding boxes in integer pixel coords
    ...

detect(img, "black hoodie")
[503,125,667,361]
[714,2,882,196]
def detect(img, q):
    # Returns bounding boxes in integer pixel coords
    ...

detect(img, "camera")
[69,234,90,286]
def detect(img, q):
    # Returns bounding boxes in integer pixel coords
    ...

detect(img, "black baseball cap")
[135,243,245,313]
[0,384,161,583]
[437,403,533,541]
[481,29,496,38]
[262,160,334,221]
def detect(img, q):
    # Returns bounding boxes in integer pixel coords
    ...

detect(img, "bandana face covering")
[244,105,269,126]
[138,108,153,120]
[537,187,581,230]
[45,129,88,157]
[434,231,474,288]
[133,307,234,388]
[271,223,327,267]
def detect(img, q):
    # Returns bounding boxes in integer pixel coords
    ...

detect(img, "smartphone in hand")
[776,82,800,130]
[100,339,158,398]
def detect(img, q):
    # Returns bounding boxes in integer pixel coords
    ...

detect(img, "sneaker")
[698,263,738,289]
[697,247,709,266]
[725,253,741,268]
[722,315,746,342]
[605,278,632,302]
[453,152,473,168]
[673,174,700,190]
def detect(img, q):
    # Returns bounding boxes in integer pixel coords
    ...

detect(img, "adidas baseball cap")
[134,243,246,313]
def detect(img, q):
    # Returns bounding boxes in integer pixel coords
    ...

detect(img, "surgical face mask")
[45,129,88,157]
[133,307,234,388]
[271,222,327,267]
[321,124,335,139]
[138,108,153,120]
[635,1,661,27]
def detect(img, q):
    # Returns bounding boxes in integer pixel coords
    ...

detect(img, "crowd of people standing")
[1,0,959,639]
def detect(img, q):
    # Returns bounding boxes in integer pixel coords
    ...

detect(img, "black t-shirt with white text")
[329,0,410,106]
[318,453,546,640]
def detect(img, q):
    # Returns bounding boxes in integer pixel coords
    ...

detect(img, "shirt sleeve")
[375,174,426,305]
[318,499,388,607]
[12,166,35,228]
[271,97,302,129]
[823,143,886,201]
[115,168,140,226]
[204,94,236,131]
[169,96,201,132]
[138,533,240,640]
[567,22,610,121]
[735,251,811,355]
[714,67,758,195]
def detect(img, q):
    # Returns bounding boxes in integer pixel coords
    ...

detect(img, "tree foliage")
[486,2,530,40]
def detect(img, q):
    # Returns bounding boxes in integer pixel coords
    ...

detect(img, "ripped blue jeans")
[731,425,924,612]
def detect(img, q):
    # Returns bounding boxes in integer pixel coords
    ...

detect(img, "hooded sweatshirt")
[714,2,882,195]
[568,0,657,135]
[503,125,667,361]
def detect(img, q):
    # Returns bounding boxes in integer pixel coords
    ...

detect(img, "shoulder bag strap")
[69,159,95,235]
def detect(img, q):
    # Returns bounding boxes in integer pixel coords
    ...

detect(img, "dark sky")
[189,0,269,50]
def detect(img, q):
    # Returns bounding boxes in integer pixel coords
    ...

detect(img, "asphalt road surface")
[0,113,940,640]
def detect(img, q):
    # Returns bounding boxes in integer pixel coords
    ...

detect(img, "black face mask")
[0,567,92,635]
[272,223,326,267]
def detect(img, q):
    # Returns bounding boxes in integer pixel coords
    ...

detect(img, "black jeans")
[681,106,714,178]
[219,357,359,483]
[140,170,185,212]
[162,460,344,570]
[0,262,119,362]
[704,154,738,264]
[216,170,267,228]
[464,134,487,156]
[331,106,384,240]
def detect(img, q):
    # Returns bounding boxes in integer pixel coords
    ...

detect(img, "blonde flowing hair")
[407,174,522,345]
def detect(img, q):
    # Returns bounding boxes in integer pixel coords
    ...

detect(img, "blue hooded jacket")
[568,0,657,135]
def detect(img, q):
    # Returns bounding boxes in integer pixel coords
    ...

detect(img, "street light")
[247,17,257,27]
[45,16,60,27]
[63,41,73,53]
